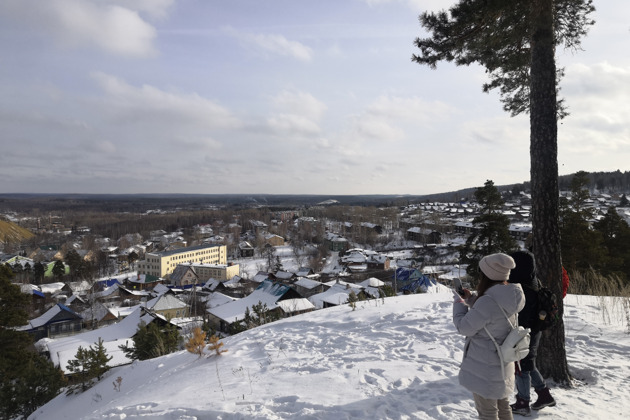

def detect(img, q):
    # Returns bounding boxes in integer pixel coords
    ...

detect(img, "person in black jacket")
[508,250,556,416]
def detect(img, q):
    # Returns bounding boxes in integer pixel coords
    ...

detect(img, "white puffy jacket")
[453,283,526,399]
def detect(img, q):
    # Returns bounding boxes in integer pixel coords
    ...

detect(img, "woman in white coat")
[453,253,526,420]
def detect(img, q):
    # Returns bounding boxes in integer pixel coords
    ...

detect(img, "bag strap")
[483,325,507,378]
[484,293,517,329]
[481,293,517,378]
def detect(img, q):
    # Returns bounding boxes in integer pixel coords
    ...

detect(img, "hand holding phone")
[453,278,465,297]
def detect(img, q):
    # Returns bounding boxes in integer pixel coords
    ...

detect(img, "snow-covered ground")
[232,245,457,280]
[29,292,629,419]
[234,245,306,279]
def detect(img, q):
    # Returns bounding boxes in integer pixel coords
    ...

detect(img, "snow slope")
[29,293,629,419]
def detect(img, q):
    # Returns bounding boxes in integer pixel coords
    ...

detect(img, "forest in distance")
[1,170,630,214]
[0,191,474,214]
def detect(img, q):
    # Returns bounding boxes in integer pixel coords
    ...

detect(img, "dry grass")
[567,269,630,297]
[568,269,630,333]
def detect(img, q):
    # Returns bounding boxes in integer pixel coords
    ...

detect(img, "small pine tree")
[242,306,254,329]
[33,261,46,284]
[251,301,273,325]
[207,335,228,356]
[185,327,207,358]
[229,320,247,334]
[89,338,113,380]
[51,260,66,280]
[274,255,283,273]
[239,301,281,331]
[66,346,92,392]
[460,180,517,278]
[379,285,396,298]
[560,171,606,273]
[119,321,181,361]
[66,339,112,393]
[201,320,216,338]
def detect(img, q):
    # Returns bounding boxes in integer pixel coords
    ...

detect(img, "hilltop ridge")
[0,218,35,244]
[29,292,630,420]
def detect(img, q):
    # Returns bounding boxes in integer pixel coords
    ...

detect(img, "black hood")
[508,250,538,290]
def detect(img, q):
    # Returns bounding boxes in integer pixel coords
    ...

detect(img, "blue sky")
[1,0,628,195]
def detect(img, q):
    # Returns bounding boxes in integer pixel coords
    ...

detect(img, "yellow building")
[189,263,240,281]
[137,244,227,278]
[170,262,240,285]
[264,233,285,247]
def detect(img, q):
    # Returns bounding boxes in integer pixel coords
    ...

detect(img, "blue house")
[19,303,83,341]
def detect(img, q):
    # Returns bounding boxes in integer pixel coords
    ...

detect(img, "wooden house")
[207,280,302,333]
[19,303,83,341]
[238,241,255,258]
[145,292,189,319]
[169,265,200,287]
[292,277,325,298]
[264,233,285,247]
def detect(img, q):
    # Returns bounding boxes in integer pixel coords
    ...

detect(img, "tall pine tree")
[413,0,595,384]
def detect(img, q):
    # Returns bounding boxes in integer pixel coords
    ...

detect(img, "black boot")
[510,396,531,417]
[532,387,556,410]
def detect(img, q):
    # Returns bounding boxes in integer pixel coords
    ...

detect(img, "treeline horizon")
[1,170,630,215]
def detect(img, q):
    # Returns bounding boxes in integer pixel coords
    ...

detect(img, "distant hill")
[0,218,35,244]
[0,171,628,213]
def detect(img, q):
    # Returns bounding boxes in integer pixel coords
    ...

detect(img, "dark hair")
[476,272,501,299]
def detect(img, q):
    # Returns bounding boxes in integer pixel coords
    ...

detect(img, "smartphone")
[453,278,464,297]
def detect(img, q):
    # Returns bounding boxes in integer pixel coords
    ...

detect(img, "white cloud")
[267,114,322,137]
[560,62,630,157]
[266,90,326,138]
[361,0,452,12]
[365,95,456,123]
[355,118,405,142]
[110,0,174,20]
[225,27,313,62]
[0,0,160,57]
[272,90,327,121]
[252,33,313,61]
[565,62,630,99]
[264,93,457,165]
[90,72,239,129]
[326,44,344,57]
[323,129,369,159]
[90,140,117,154]
[343,95,457,144]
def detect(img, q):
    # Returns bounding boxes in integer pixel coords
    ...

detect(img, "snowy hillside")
[30,292,629,420]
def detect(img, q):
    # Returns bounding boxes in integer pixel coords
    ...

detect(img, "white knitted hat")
[479,253,515,281]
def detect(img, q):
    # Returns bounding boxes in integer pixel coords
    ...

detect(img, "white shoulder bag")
[483,294,530,377]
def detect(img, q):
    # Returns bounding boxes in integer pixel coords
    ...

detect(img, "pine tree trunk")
[529,0,571,385]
